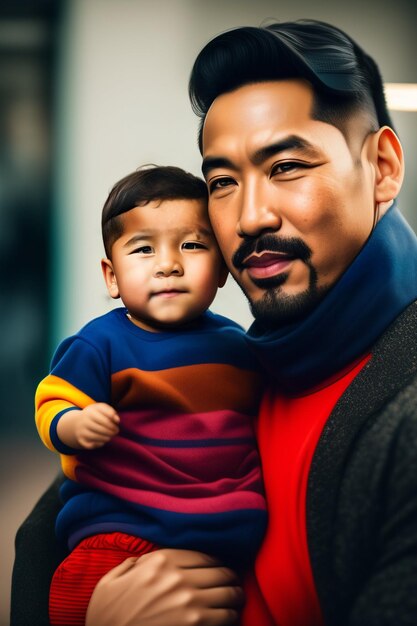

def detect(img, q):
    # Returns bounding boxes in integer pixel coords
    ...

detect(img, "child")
[35,165,266,626]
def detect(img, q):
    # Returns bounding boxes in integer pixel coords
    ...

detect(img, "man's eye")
[270,161,307,176]
[182,242,207,250]
[208,177,235,193]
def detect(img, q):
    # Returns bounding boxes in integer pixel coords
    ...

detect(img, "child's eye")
[131,245,153,255]
[182,242,207,250]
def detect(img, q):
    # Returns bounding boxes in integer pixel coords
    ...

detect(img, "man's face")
[202,80,376,326]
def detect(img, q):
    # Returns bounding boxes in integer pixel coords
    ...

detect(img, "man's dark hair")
[102,165,208,258]
[189,20,394,151]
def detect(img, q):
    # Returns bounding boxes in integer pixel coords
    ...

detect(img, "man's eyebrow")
[202,135,321,178]
[201,157,238,180]
[251,135,321,165]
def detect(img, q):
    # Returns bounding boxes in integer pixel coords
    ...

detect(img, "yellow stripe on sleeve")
[35,374,96,451]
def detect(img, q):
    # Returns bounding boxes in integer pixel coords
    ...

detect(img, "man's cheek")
[212,224,235,260]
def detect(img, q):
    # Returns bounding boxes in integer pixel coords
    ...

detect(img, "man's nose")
[154,254,184,277]
[237,180,281,237]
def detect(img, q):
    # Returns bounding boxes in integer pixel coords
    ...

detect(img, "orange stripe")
[111,363,262,413]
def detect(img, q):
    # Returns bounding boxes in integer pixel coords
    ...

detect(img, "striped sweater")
[35,307,266,566]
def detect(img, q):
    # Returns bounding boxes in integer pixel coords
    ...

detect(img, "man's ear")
[218,262,229,288]
[101,258,120,299]
[370,126,404,203]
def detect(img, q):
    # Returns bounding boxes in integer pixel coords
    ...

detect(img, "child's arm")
[57,403,120,449]
[35,335,113,454]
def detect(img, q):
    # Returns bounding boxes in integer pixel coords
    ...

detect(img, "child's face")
[102,198,227,332]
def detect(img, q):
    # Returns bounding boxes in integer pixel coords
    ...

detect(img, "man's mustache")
[232,234,312,270]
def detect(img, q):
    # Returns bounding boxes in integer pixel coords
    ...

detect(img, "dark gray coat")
[309,301,417,625]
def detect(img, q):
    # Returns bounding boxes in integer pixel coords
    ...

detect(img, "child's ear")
[218,262,229,288]
[101,258,120,299]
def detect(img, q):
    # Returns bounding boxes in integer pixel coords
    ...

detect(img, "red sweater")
[242,356,370,626]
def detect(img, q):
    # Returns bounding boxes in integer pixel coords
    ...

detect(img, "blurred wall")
[2,1,416,624]
[0,14,54,436]
[52,0,417,344]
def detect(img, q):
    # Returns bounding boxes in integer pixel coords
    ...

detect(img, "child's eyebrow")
[180,226,214,239]
[123,233,154,248]
[123,227,214,248]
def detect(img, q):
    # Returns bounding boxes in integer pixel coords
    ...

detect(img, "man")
[11,20,417,626]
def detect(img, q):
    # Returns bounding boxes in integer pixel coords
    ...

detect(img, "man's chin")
[248,284,329,328]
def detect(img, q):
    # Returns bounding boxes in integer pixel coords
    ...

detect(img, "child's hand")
[57,403,120,450]
[75,403,120,449]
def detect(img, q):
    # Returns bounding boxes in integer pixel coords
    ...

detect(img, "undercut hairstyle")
[189,20,394,151]
[102,165,208,258]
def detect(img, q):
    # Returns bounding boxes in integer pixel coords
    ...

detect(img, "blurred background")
[1,0,415,623]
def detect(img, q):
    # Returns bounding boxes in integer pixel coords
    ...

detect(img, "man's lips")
[243,252,294,279]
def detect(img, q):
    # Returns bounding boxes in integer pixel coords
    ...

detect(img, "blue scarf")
[245,204,417,394]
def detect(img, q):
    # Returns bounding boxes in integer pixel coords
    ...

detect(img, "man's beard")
[232,233,329,328]
[246,267,329,327]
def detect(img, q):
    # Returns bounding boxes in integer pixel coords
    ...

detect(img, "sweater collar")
[245,204,417,395]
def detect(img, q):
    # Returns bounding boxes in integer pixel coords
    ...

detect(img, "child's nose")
[154,257,184,277]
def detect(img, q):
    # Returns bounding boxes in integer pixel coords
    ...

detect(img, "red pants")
[49,532,157,626]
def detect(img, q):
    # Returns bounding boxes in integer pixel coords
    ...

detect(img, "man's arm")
[10,474,67,626]
[86,549,244,626]
[347,408,417,625]
[11,478,243,626]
